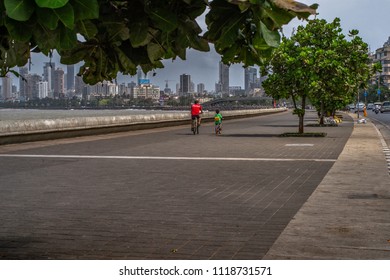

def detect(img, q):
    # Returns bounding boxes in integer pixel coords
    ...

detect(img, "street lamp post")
[357,91,360,119]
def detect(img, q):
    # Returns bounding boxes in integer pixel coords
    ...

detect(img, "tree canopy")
[263,18,377,133]
[0,0,317,84]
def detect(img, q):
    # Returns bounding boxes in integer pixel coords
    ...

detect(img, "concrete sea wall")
[0,108,286,144]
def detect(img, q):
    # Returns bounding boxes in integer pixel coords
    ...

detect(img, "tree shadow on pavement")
[219,134,281,138]
[258,124,298,128]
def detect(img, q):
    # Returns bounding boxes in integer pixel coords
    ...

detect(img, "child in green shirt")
[214,109,223,135]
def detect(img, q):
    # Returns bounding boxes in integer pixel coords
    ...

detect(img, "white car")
[354,103,365,112]
[380,101,390,113]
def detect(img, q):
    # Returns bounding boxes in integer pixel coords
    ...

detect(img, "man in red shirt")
[191,100,203,126]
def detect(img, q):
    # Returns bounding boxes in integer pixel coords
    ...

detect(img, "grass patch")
[280,132,327,137]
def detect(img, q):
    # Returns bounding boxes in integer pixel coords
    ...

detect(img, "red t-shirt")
[191,104,202,116]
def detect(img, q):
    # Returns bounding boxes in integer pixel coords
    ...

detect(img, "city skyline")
[3,0,390,93]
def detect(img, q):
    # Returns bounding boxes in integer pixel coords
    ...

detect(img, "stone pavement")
[0,111,389,260]
[264,114,390,259]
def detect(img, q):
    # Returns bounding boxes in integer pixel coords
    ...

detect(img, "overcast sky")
[8,0,390,91]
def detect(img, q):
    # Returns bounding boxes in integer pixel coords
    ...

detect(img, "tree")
[263,18,375,133]
[0,0,317,84]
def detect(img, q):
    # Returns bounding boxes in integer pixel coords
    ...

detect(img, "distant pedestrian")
[214,109,223,135]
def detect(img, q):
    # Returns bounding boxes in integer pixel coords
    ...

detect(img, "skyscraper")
[197,83,205,95]
[0,75,12,100]
[38,81,49,99]
[219,61,229,96]
[66,65,75,92]
[19,66,29,100]
[26,74,42,99]
[137,66,149,85]
[244,67,257,95]
[75,75,86,96]
[53,68,65,98]
[179,74,191,96]
[43,62,56,94]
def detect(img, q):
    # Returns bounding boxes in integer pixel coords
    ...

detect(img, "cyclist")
[191,100,203,127]
[214,109,223,135]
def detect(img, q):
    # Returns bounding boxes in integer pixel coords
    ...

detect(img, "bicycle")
[191,117,199,135]
[215,123,222,135]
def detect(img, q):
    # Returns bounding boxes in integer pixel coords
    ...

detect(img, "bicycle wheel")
[192,119,196,135]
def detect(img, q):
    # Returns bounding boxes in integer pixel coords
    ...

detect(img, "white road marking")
[373,124,390,175]
[0,154,336,162]
[285,144,314,147]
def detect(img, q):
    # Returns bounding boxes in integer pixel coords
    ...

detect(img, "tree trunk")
[319,101,324,125]
[298,96,306,134]
[299,115,304,133]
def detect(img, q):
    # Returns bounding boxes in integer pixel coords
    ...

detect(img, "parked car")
[367,103,374,110]
[346,104,355,111]
[380,101,390,113]
[354,102,365,113]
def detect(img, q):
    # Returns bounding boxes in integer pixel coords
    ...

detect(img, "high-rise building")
[66,65,75,92]
[43,62,56,94]
[197,83,205,95]
[26,73,42,99]
[137,66,149,85]
[75,75,86,96]
[179,74,191,96]
[1,75,12,100]
[128,81,137,98]
[53,68,65,98]
[38,81,49,99]
[244,67,257,95]
[219,61,230,96]
[19,66,29,100]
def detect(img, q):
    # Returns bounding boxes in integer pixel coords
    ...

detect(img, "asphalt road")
[0,110,353,259]
[365,109,390,148]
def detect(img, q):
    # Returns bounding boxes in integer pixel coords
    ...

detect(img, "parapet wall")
[0,108,286,145]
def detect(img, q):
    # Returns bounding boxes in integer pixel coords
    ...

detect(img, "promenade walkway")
[0,110,389,259]
[265,113,390,259]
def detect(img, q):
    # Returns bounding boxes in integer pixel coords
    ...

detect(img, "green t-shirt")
[214,113,223,124]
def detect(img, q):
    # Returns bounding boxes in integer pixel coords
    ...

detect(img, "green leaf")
[218,14,244,46]
[35,0,69,9]
[4,0,35,21]
[252,33,272,51]
[33,26,58,52]
[104,21,130,42]
[147,42,165,62]
[261,5,295,28]
[53,3,75,29]
[115,47,136,71]
[36,8,59,30]
[72,0,99,21]
[149,8,178,32]
[5,18,33,41]
[260,21,280,48]
[0,41,30,67]
[60,45,89,64]
[129,20,150,47]
[76,20,98,39]
[59,26,77,49]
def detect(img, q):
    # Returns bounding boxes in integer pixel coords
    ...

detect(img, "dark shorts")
[191,115,200,120]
